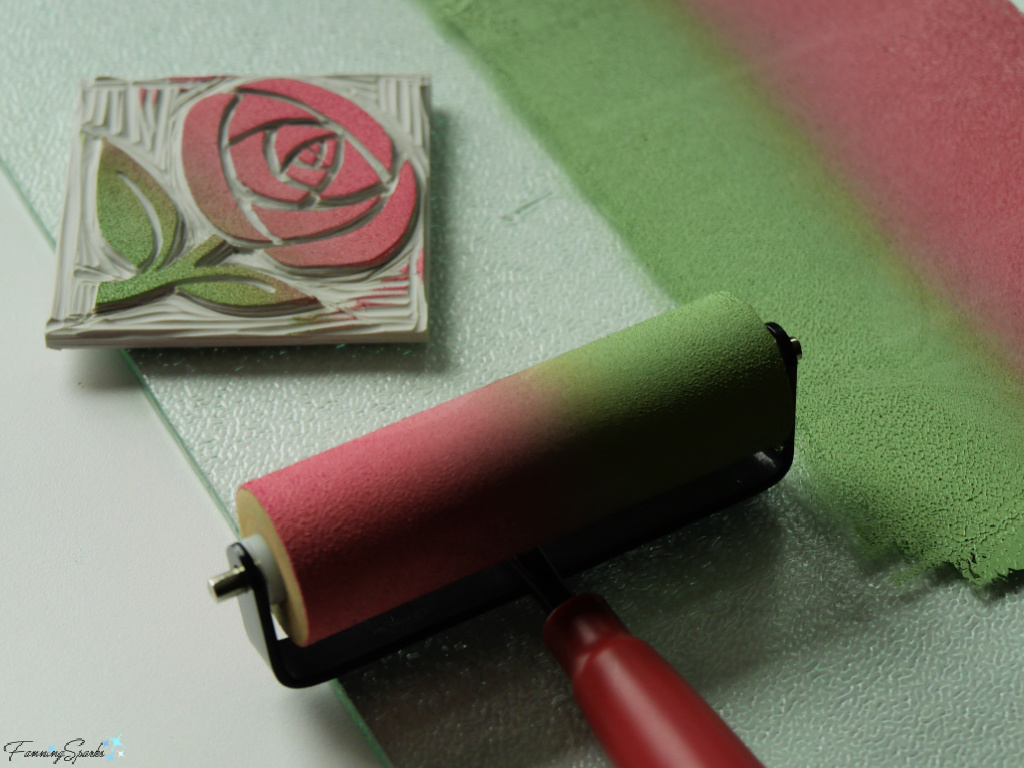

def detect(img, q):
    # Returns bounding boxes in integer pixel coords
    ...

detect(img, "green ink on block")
[96,140,178,271]
[95,235,316,313]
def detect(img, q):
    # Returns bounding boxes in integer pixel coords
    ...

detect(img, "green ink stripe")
[420,0,1024,581]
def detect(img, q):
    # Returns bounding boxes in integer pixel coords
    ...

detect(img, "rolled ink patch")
[46,76,429,348]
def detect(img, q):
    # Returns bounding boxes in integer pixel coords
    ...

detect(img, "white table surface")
[0,170,382,767]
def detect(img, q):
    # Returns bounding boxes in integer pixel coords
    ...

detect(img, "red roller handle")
[543,594,764,768]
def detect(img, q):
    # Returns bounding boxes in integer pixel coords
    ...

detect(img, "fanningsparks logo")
[3,735,125,763]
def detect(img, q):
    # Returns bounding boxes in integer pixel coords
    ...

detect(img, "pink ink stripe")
[684,0,1024,369]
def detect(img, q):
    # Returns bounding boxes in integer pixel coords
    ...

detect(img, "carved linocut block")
[46,75,429,348]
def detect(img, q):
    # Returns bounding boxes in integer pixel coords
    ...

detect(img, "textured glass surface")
[4,1,1024,766]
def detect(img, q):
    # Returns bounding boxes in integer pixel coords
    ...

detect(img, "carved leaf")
[96,141,178,270]
[176,267,319,312]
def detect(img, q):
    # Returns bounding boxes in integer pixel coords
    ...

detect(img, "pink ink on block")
[47,75,430,349]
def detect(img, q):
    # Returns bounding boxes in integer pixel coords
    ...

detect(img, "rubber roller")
[209,291,801,768]
[234,292,794,646]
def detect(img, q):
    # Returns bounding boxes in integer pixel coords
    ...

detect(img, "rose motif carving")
[182,78,418,269]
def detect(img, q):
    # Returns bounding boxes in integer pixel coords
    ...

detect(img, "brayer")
[209,291,800,768]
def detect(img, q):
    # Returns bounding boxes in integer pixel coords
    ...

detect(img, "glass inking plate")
[46,75,429,349]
